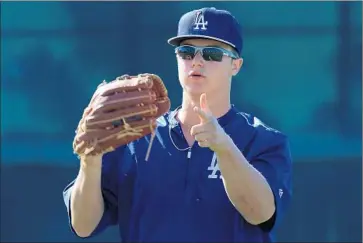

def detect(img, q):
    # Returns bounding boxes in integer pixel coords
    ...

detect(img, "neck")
[177,91,231,127]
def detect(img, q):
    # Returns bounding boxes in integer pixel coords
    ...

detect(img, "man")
[63,7,292,242]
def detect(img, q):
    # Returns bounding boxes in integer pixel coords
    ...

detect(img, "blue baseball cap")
[167,7,243,56]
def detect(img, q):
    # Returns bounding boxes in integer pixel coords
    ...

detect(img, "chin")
[183,84,207,96]
[180,76,211,95]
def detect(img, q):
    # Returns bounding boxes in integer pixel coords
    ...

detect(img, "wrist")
[215,132,234,154]
[80,155,103,171]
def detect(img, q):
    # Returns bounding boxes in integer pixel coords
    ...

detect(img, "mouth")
[188,71,205,78]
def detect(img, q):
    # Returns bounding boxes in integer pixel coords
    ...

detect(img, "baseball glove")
[73,73,170,160]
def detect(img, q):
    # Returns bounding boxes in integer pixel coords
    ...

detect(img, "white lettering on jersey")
[207,153,222,179]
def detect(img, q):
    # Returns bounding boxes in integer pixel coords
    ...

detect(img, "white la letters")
[194,11,208,30]
[207,153,222,179]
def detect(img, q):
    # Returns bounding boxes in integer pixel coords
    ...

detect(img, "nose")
[192,51,204,67]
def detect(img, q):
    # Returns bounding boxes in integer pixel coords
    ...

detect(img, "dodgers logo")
[207,153,223,179]
[194,11,208,30]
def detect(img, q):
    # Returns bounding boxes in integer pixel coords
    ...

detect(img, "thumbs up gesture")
[190,93,230,153]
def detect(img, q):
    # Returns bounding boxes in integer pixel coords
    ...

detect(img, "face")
[175,38,243,97]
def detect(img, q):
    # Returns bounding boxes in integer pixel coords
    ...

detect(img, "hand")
[190,93,230,153]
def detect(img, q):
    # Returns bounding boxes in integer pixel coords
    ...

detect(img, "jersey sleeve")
[62,145,132,238]
[249,132,292,232]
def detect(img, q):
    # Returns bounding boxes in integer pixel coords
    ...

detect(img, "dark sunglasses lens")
[177,46,196,60]
[202,48,224,61]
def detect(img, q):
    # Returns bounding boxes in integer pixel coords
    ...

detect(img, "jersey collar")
[168,104,239,129]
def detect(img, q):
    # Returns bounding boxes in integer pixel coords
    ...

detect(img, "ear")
[231,57,243,76]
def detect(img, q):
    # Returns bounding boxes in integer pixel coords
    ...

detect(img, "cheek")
[207,62,230,78]
[179,59,190,70]
[177,60,191,77]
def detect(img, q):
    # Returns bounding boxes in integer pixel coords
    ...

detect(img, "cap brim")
[167,35,236,49]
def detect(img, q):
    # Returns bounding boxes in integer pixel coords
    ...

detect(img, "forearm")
[216,136,275,225]
[70,156,104,237]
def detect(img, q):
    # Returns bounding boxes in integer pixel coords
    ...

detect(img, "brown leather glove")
[73,73,171,159]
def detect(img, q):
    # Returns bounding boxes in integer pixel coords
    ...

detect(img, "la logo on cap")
[193,11,208,30]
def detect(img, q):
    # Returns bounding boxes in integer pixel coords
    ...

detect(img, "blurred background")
[1,1,362,242]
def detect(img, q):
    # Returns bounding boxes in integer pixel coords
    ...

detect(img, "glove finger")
[84,106,93,116]
[147,74,171,117]
[85,104,158,129]
[74,140,87,155]
[91,90,157,114]
[91,76,153,102]
[77,120,156,156]
[77,118,156,145]
[74,134,108,157]
[73,138,96,156]
[149,74,168,99]
[155,99,171,117]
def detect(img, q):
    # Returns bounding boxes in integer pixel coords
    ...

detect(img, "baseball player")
[63,7,292,242]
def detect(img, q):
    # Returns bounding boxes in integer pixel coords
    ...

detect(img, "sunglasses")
[175,45,239,62]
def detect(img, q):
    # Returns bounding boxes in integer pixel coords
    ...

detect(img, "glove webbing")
[111,117,156,161]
